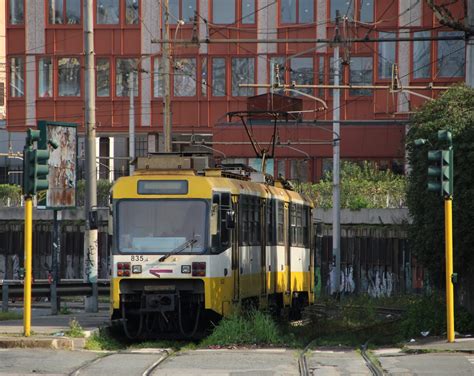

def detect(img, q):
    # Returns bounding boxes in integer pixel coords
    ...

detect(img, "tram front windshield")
[116,199,208,254]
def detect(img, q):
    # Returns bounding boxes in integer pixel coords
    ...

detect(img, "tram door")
[284,202,291,301]
[260,198,267,296]
[232,195,240,302]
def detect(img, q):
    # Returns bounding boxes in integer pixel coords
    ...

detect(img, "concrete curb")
[0,336,74,350]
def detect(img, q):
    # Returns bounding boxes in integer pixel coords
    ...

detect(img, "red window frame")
[210,0,257,26]
[114,56,141,100]
[8,56,25,100]
[172,56,199,99]
[56,56,84,99]
[279,0,315,25]
[46,0,83,27]
[95,0,141,28]
[7,0,25,26]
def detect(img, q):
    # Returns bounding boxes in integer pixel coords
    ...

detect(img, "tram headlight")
[181,265,191,274]
[132,265,142,274]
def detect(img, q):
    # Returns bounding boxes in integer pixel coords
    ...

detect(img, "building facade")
[4,0,466,182]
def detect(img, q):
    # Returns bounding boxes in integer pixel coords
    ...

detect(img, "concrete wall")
[314,208,411,225]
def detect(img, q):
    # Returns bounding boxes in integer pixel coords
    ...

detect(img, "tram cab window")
[211,192,232,253]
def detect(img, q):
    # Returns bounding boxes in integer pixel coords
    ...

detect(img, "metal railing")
[1,279,110,312]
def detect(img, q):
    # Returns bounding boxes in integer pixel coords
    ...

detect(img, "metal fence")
[319,226,425,297]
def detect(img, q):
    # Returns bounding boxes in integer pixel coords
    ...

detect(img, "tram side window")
[266,199,276,246]
[303,206,309,247]
[240,195,249,245]
[277,201,285,245]
[297,205,303,246]
[253,197,261,246]
[290,204,297,246]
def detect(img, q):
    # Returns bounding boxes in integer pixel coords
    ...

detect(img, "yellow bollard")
[23,197,33,337]
[445,197,455,343]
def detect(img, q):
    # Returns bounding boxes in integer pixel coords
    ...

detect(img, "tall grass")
[201,310,283,347]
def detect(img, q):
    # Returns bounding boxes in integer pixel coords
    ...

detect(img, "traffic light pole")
[419,129,455,343]
[23,197,33,337]
[445,197,455,342]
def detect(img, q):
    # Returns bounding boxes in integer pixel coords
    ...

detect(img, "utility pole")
[129,74,135,175]
[163,0,172,152]
[467,0,474,87]
[332,11,341,295]
[83,0,98,312]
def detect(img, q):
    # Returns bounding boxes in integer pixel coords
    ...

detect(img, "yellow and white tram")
[109,154,315,338]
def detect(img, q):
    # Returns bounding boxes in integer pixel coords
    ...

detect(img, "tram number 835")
[130,255,147,262]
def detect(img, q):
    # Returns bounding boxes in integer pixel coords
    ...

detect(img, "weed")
[65,318,85,338]
[0,311,22,321]
[85,328,125,351]
[201,310,284,347]
[59,304,72,315]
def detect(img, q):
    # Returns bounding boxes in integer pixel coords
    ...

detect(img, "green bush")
[76,179,112,207]
[296,161,406,209]
[0,184,22,206]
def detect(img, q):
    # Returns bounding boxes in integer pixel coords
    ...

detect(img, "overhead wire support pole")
[129,73,135,175]
[83,0,98,313]
[332,10,341,296]
[163,0,172,152]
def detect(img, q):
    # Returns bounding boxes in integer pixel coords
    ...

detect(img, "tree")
[406,85,474,287]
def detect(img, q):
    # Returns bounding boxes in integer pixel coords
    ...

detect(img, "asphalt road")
[0,347,473,375]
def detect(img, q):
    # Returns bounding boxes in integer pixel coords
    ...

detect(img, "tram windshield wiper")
[158,238,198,262]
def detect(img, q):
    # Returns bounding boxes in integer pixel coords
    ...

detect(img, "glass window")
[290,159,308,182]
[182,0,197,23]
[277,160,286,178]
[97,58,110,97]
[270,56,286,86]
[153,58,164,97]
[290,57,313,95]
[331,0,354,21]
[212,58,226,97]
[116,58,139,97]
[174,58,197,97]
[66,0,81,24]
[349,57,372,95]
[413,31,431,79]
[437,31,465,78]
[299,0,314,23]
[49,0,64,24]
[280,0,296,24]
[166,0,196,24]
[125,0,139,24]
[38,57,53,98]
[58,57,81,96]
[231,57,255,96]
[359,0,373,22]
[201,57,208,96]
[97,0,119,24]
[213,0,235,24]
[241,0,255,24]
[10,57,24,98]
[9,0,24,24]
[117,200,208,254]
[50,0,81,24]
[378,32,396,79]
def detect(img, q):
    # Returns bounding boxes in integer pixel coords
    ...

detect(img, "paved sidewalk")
[404,336,474,353]
[0,306,110,349]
